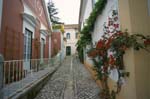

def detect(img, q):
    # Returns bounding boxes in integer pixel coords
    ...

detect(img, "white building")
[64,24,78,56]
[79,0,118,65]
[79,0,150,99]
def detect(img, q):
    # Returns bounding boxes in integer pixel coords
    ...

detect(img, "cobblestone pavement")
[34,56,100,99]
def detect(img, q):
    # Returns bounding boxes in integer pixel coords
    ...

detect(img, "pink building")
[0,0,52,60]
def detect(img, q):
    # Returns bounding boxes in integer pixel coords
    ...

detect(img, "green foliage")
[48,1,61,24]
[88,30,150,98]
[77,0,107,61]
[92,58,103,80]
[52,24,65,33]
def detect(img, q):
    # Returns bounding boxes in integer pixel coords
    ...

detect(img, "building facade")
[51,31,61,57]
[51,24,66,61]
[64,24,78,56]
[79,0,150,99]
[0,0,52,71]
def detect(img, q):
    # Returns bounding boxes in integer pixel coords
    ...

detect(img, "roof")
[64,24,78,29]
[78,0,88,31]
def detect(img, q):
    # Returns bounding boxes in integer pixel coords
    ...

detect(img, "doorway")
[66,46,71,56]
[23,28,32,71]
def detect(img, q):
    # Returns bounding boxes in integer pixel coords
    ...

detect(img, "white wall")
[80,0,93,62]
[80,0,118,64]
[0,0,3,31]
[92,0,118,44]
[81,0,93,29]
[64,28,78,55]
[61,33,65,59]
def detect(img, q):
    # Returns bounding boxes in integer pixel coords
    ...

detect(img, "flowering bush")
[87,30,150,98]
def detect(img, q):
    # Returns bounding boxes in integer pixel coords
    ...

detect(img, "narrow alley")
[34,56,100,99]
[1,0,150,99]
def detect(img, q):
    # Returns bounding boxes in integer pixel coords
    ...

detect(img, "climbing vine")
[77,0,150,98]
[88,30,150,99]
[88,9,150,99]
[77,0,107,62]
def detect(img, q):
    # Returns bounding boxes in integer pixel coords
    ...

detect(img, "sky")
[45,0,80,24]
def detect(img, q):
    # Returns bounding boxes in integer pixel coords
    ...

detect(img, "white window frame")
[66,33,71,39]
[40,30,47,60]
[22,1,37,39]
[24,29,32,60]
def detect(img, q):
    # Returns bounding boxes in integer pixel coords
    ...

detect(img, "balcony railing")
[3,58,58,85]
[0,55,61,99]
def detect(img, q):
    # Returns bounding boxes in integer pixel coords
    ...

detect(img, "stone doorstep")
[6,66,59,99]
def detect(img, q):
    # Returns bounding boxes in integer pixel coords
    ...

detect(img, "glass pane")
[24,29,32,60]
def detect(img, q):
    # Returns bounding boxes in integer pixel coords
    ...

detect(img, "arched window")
[66,33,70,39]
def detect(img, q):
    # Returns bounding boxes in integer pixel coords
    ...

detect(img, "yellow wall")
[84,61,103,89]
[118,0,150,99]
[83,0,150,98]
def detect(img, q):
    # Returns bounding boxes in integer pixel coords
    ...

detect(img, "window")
[66,33,70,39]
[24,29,32,60]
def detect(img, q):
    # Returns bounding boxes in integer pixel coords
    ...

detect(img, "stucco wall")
[80,0,92,63]
[81,0,150,98]
[129,0,150,99]
[84,0,118,66]
[118,0,150,99]
[80,0,150,98]
[92,0,118,43]
[64,28,78,55]
[0,0,3,31]
[0,0,51,60]
[25,0,48,28]
[0,0,24,60]
[51,32,61,57]
[81,0,93,29]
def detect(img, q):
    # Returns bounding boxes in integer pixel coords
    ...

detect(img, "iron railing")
[2,57,60,87]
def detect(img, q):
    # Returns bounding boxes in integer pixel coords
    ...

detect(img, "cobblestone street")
[34,56,100,99]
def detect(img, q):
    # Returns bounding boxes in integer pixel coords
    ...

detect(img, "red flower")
[109,55,115,65]
[96,39,104,49]
[99,50,105,56]
[117,31,123,36]
[88,49,98,58]
[113,24,119,29]
[103,66,108,72]
[144,39,150,45]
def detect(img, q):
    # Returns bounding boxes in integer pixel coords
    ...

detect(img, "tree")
[48,1,61,24]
